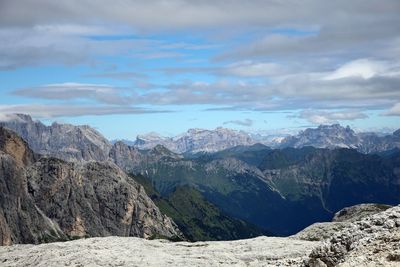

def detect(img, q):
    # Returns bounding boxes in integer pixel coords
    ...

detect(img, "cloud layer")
[1,0,399,122]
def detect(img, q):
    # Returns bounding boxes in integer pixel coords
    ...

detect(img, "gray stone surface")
[291,222,350,241]
[306,205,400,266]
[0,236,319,267]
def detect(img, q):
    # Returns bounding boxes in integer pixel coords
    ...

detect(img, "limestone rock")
[291,222,350,241]
[0,236,320,267]
[305,205,400,266]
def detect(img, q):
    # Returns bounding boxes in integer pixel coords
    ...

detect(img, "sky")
[0,0,399,139]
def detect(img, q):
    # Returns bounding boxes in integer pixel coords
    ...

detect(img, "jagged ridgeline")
[1,114,400,239]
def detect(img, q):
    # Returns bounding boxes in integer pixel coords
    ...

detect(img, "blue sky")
[0,1,399,139]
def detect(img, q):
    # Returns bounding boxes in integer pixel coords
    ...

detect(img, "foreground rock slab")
[0,236,319,267]
[306,205,400,266]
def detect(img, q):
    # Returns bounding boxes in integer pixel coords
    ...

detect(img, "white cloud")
[323,59,388,80]
[0,27,152,69]
[0,0,399,123]
[296,109,369,124]
[13,83,135,105]
[0,104,169,118]
[383,103,400,116]
[224,61,283,77]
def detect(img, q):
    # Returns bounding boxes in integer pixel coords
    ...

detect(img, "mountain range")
[280,124,400,153]
[1,114,399,159]
[134,127,254,154]
[0,113,400,240]
[130,124,400,154]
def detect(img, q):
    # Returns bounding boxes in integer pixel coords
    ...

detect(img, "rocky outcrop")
[292,204,392,242]
[26,159,181,240]
[306,205,400,266]
[0,127,182,245]
[332,203,392,222]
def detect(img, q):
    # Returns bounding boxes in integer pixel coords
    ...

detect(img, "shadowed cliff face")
[0,127,63,245]
[0,127,182,245]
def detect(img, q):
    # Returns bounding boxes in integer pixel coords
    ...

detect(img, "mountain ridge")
[1,114,399,159]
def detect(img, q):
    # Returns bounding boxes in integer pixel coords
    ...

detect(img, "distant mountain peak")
[280,123,400,153]
[134,126,254,154]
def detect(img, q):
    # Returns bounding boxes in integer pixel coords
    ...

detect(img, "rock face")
[134,127,255,154]
[0,236,320,267]
[0,127,66,245]
[306,205,400,267]
[0,114,111,161]
[0,127,181,245]
[26,159,181,240]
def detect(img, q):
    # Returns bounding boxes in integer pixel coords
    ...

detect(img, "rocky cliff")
[0,127,182,245]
